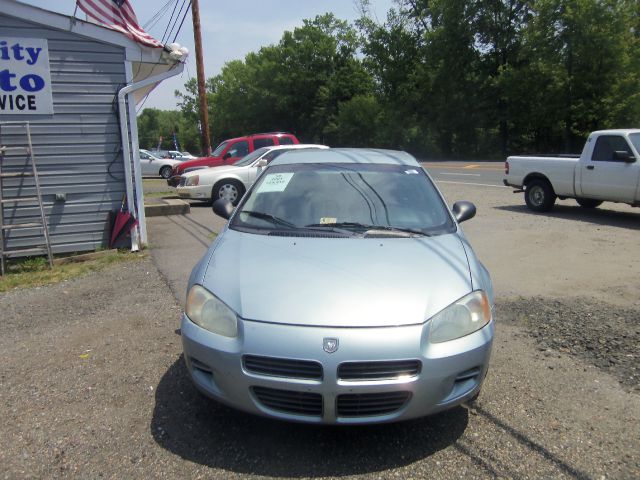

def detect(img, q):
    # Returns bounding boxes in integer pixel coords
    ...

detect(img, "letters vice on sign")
[0,38,53,115]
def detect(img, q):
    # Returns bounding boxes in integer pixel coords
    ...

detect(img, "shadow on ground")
[188,200,214,208]
[496,204,639,230]
[151,356,468,477]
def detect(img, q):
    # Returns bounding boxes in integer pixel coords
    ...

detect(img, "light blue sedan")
[181,149,494,424]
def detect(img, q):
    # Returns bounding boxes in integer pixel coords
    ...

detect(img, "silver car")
[181,148,494,425]
[139,149,182,179]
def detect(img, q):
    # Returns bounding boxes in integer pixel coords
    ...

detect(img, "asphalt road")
[422,161,506,188]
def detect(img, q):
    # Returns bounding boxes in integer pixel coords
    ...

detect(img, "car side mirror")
[613,150,636,163]
[256,159,268,168]
[212,198,234,220]
[452,201,476,223]
[223,152,232,160]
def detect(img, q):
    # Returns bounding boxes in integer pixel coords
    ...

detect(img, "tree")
[137,108,201,154]
[358,7,424,150]
[405,0,484,156]
[519,0,640,151]
[474,0,532,155]
[169,1,640,159]
[175,14,374,146]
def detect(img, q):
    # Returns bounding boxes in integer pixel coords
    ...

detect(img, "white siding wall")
[1,13,129,254]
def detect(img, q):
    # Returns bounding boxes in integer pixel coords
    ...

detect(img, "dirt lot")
[0,180,638,479]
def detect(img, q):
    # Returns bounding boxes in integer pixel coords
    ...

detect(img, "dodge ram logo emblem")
[323,337,339,353]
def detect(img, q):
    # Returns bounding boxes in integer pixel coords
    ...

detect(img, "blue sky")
[19,0,395,110]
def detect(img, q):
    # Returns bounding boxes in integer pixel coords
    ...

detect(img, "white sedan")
[176,144,328,205]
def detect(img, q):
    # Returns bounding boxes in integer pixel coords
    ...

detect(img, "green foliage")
[149,1,640,159]
[137,108,201,154]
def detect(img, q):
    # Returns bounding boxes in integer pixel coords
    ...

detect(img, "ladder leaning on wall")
[0,121,53,275]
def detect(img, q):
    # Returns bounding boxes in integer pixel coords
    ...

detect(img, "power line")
[163,0,188,45]
[161,0,181,44]
[143,0,175,30]
[172,1,192,44]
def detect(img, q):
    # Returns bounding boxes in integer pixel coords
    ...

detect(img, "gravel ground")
[1,175,639,478]
[0,256,638,479]
[498,298,639,392]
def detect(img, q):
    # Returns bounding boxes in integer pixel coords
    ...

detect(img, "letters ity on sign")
[0,37,54,115]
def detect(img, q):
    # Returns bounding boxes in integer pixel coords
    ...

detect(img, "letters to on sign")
[0,37,53,115]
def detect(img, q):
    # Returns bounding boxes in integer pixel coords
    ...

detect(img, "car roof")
[260,144,327,152]
[270,148,419,167]
[590,129,640,136]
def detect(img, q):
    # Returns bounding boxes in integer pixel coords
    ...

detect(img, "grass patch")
[144,191,177,198]
[208,232,218,240]
[142,178,169,188]
[0,250,145,292]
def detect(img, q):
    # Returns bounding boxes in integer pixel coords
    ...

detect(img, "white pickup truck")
[503,129,640,211]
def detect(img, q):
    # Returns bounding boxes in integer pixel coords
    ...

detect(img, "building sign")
[0,37,53,115]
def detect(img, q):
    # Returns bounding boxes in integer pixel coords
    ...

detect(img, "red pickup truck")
[167,132,299,186]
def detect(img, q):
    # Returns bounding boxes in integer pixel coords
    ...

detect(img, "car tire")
[212,179,245,206]
[576,198,603,209]
[160,166,172,179]
[524,178,556,212]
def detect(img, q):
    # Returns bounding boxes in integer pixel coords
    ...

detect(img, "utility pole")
[191,0,211,155]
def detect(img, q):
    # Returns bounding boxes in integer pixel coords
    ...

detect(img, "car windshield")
[212,141,228,157]
[234,147,270,167]
[231,163,455,236]
[629,133,640,155]
[182,151,192,156]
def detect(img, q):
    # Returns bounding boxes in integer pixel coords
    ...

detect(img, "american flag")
[76,0,163,48]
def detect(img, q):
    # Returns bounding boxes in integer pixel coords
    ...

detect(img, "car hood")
[200,229,473,327]
[194,164,245,180]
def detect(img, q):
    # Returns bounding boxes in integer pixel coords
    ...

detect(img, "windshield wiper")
[305,222,429,237]
[240,210,296,228]
[365,225,430,237]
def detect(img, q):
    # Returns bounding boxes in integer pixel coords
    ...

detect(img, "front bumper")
[181,314,494,425]
[176,184,210,200]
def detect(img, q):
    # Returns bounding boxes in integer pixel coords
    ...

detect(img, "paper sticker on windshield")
[405,169,419,175]
[320,217,337,224]
[257,173,294,192]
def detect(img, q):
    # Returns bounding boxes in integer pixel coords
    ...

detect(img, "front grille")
[252,386,323,416]
[336,391,411,417]
[178,177,187,187]
[243,355,323,380]
[338,360,422,381]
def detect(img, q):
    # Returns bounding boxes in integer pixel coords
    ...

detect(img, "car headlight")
[185,175,199,186]
[429,290,491,343]
[185,285,238,337]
